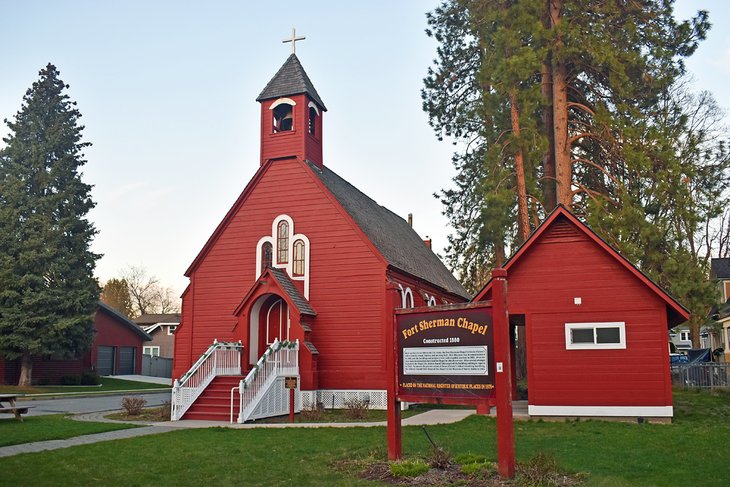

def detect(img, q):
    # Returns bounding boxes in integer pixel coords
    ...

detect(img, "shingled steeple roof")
[256,54,327,110]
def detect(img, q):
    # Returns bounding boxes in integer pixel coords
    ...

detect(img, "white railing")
[237,338,299,423]
[171,339,243,421]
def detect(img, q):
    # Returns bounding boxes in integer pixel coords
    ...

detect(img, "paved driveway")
[20,391,171,416]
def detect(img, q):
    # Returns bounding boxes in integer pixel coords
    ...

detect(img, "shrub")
[81,369,101,385]
[517,451,564,487]
[343,397,369,420]
[299,403,323,421]
[428,445,453,470]
[60,374,82,385]
[157,401,172,420]
[389,460,429,477]
[121,396,147,416]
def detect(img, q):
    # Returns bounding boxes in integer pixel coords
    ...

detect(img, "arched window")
[261,242,273,274]
[273,103,293,133]
[277,221,289,264]
[308,106,317,136]
[293,239,305,276]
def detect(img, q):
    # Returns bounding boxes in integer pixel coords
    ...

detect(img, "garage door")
[97,346,115,376]
[118,347,136,375]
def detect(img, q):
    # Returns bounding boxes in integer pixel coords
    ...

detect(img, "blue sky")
[1,1,728,296]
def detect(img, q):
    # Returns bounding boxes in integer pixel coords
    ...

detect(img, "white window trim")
[679,331,690,342]
[269,97,297,109]
[256,215,310,298]
[565,322,626,350]
[167,325,177,335]
[307,101,320,115]
[143,346,160,357]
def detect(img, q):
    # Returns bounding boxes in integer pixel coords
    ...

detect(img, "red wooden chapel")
[171,53,469,421]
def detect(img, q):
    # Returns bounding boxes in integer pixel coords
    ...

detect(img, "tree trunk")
[510,90,530,243]
[494,240,506,267]
[18,353,32,387]
[690,319,701,349]
[550,0,572,208]
[541,3,556,211]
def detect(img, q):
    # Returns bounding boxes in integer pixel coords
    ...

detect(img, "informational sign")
[396,306,494,401]
[284,376,298,389]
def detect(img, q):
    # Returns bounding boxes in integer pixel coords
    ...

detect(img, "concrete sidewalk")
[0,402,531,459]
[108,375,172,386]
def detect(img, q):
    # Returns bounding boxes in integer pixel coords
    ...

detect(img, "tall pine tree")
[424,1,727,346]
[0,64,100,386]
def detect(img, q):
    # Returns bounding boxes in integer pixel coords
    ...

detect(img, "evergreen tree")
[101,279,134,318]
[424,1,726,346]
[0,64,100,386]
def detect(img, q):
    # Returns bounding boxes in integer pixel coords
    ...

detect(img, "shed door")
[97,346,115,376]
[118,347,136,375]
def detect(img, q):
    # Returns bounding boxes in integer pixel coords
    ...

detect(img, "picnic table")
[0,394,31,421]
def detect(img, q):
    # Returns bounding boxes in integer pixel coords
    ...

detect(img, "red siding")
[260,95,323,167]
[481,216,672,408]
[92,308,146,374]
[175,158,389,389]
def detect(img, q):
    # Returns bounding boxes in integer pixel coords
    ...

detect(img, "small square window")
[565,322,626,350]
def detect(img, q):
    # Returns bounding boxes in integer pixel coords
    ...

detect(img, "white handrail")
[237,338,299,423]
[171,339,243,421]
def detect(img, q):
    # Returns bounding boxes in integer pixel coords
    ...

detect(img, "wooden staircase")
[181,376,244,421]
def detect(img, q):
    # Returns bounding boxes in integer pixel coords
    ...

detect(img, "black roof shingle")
[711,258,730,279]
[269,267,316,316]
[256,54,327,111]
[307,162,469,299]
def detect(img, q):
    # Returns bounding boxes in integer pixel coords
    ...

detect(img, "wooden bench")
[0,406,32,421]
[0,394,33,421]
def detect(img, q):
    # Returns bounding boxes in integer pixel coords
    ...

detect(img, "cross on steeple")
[282,28,305,54]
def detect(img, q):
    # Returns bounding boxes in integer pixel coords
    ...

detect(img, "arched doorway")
[248,294,289,365]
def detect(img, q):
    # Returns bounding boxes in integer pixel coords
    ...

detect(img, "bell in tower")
[256,31,327,168]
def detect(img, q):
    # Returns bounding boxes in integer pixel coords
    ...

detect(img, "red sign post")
[387,268,514,479]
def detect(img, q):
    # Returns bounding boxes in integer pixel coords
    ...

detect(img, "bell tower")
[256,52,327,168]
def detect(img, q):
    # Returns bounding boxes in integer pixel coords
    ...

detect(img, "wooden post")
[386,281,402,460]
[492,268,515,479]
[289,388,295,423]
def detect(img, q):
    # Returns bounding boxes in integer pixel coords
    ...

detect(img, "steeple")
[257,54,327,168]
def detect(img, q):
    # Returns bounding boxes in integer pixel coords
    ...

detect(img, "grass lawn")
[0,389,727,486]
[0,377,169,395]
[0,414,138,447]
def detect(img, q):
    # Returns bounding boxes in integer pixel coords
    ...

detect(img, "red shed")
[171,54,469,421]
[0,302,151,384]
[474,206,689,420]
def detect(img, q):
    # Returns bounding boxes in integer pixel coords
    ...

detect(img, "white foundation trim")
[528,405,673,417]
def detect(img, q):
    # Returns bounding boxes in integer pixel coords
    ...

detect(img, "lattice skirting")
[299,389,388,410]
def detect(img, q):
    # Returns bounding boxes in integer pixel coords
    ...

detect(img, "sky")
[1,0,729,299]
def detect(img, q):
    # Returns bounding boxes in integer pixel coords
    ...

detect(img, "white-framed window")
[679,331,690,342]
[403,287,414,308]
[167,325,177,336]
[256,215,310,298]
[565,322,626,350]
[143,346,160,357]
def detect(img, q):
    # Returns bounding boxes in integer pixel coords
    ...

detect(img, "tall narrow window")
[293,240,305,276]
[261,242,273,273]
[308,106,316,136]
[277,221,289,264]
[273,103,293,132]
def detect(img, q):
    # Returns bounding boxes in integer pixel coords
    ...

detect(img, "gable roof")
[307,162,469,298]
[710,258,730,280]
[98,302,152,341]
[474,205,690,326]
[256,54,327,111]
[233,267,316,317]
[133,313,181,326]
[268,267,316,316]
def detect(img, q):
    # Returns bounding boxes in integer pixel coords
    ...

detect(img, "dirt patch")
[106,404,170,422]
[336,456,584,486]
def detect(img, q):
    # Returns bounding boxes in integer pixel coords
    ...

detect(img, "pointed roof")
[307,162,469,298]
[256,54,327,110]
[473,205,690,327]
[97,302,152,341]
[233,266,316,317]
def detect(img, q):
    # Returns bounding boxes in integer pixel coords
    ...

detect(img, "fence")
[142,355,173,378]
[671,363,730,389]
